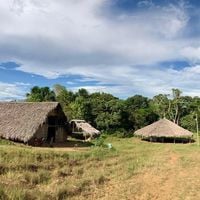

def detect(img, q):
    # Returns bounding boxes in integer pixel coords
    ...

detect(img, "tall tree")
[151,94,169,119]
[165,88,189,125]
[26,86,56,102]
[125,95,158,130]
[53,84,76,119]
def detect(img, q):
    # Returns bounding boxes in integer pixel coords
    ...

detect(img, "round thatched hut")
[134,118,193,143]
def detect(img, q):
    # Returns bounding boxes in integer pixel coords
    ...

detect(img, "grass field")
[1,136,200,200]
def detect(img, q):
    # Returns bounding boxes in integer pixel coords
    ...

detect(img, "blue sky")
[1,0,200,100]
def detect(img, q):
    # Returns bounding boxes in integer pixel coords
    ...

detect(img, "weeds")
[1,137,200,199]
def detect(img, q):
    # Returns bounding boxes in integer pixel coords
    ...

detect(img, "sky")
[1,0,200,100]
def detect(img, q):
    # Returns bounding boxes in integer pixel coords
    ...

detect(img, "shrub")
[93,135,107,147]
[112,129,133,138]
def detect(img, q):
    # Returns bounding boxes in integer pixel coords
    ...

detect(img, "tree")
[53,84,76,119]
[180,113,196,132]
[170,88,182,124]
[124,95,158,130]
[76,88,89,98]
[25,85,198,135]
[70,96,93,122]
[53,84,66,96]
[151,94,169,119]
[125,95,149,110]
[152,89,185,125]
[26,86,56,102]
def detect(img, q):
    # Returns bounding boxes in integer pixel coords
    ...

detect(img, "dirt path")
[34,146,90,152]
[90,147,200,200]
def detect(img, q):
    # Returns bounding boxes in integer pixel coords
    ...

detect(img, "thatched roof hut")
[0,102,68,144]
[134,118,193,140]
[70,120,100,140]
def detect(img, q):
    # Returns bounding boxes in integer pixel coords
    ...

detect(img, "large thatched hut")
[0,102,68,145]
[134,118,193,142]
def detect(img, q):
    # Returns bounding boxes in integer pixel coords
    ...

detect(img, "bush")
[113,129,133,138]
[93,135,107,147]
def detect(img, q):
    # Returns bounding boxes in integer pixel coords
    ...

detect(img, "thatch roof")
[0,102,65,143]
[70,120,100,137]
[134,118,193,138]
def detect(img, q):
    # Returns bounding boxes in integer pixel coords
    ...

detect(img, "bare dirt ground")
[34,146,90,152]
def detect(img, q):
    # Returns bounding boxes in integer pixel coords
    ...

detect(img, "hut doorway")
[47,116,57,143]
[47,127,56,142]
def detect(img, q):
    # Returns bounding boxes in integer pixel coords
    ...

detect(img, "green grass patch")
[1,136,200,199]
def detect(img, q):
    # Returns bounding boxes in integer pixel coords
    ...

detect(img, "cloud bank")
[0,0,200,98]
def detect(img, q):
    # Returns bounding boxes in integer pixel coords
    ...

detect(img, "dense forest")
[26,85,200,135]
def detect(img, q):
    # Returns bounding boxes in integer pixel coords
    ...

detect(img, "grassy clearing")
[1,137,200,199]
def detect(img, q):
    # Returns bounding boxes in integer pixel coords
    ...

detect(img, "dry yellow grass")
[1,137,200,200]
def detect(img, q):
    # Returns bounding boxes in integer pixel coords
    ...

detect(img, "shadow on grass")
[41,139,93,148]
[0,138,93,148]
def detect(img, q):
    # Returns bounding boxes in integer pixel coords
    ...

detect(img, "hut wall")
[33,125,67,142]
[34,124,48,139]
[34,124,67,142]
[32,107,68,143]
[55,127,67,142]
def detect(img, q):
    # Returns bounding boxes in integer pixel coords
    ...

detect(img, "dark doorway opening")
[47,116,57,143]
[48,116,57,126]
[47,127,56,143]
[142,137,194,144]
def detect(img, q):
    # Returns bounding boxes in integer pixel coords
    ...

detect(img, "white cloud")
[0,0,190,68]
[0,82,29,100]
[65,64,200,98]
[181,46,200,63]
[137,0,154,8]
[0,0,200,98]
[66,81,75,85]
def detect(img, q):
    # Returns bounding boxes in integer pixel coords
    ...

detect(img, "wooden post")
[196,113,199,146]
[72,122,73,133]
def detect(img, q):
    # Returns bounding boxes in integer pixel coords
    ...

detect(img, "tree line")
[26,85,200,134]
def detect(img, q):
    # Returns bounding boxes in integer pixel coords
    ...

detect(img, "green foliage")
[53,84,76,119]
[0,139,15,145]
[26,86,56,102]
[26,85,200,136]
[151,94,169,118]
[70,96,93,122]
[124,95,158,131]
[112,129,132,138]
[180,114,196,132]
[93,135,107,147]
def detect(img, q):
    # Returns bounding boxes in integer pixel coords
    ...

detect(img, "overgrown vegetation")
[26,86,200,133]
[1,137,200,199]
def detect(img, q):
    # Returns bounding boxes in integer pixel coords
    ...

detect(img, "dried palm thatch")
[134,118,193,138]
[70,120,100,139]
[0,102,66,143]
